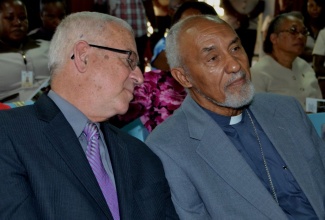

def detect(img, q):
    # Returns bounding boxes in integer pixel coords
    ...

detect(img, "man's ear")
[72,41,89,73]
[270,33,278,45]
[171,67,193,88]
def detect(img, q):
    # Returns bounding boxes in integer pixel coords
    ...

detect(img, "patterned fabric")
[111,0,147,37]
[118,70,187,132]
[84,123,120,220]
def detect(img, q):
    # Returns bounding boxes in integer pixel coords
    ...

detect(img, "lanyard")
[21,51,28,70]
[22,51,27,64]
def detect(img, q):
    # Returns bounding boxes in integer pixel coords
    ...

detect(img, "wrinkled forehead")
[180,18,235,50]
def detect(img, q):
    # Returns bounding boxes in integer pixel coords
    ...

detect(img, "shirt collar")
[48,90,88,137]
[203,107,243,126]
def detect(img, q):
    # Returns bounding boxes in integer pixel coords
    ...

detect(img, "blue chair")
[121,118,149,142]
[307,112,325,138]
[5,100,34,108]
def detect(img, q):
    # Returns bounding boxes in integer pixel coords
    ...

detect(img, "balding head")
[166,15,228,69]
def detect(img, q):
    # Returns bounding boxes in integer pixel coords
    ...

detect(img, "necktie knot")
[84,123,99,142]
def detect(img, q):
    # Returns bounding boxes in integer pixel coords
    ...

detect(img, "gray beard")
[192,71,255,109]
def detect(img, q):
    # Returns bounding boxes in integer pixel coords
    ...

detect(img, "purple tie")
[84,123,120,220]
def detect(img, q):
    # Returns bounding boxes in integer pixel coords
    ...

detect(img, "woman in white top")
[251,12,322,110]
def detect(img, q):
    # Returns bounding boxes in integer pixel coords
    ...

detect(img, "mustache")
[225,70,247,87]
[191,69,253,108]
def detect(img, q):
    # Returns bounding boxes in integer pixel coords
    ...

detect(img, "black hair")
[0,0,24,10]
[263,11,304,53]
[301,0,325,39]
[40,0,66,11]
[171,1,217,26]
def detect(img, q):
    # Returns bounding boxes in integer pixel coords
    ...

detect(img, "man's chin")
[117,105,131,116]
[223,85,254,108]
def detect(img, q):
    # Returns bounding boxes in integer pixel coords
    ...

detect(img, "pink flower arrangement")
[118,70,187,132]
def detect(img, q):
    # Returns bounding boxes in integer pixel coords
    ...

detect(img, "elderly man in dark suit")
[0,12,179,220]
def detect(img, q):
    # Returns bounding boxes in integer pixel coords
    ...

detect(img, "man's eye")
[229,46,241,54]
[208,56,218,62]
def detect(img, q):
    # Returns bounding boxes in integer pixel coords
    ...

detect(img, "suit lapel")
[182,96,286,219]
[35,95,113,219]
[197,123,286,218]
[101,123,134,219]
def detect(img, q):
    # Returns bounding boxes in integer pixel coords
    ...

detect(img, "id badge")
[21,70,34,88]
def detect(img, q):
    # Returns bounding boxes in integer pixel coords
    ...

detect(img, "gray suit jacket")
[146,93,325,219]
[0,94,179,220]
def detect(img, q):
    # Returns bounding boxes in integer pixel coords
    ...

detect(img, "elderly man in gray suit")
[146,15,325,219]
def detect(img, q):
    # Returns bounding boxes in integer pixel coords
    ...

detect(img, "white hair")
[48,11,133,75]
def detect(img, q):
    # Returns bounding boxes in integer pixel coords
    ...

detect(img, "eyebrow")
[201,36,240,53]
[229,37,240,47]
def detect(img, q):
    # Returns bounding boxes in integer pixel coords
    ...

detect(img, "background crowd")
[1,0,325,127]
[1,1,325,219]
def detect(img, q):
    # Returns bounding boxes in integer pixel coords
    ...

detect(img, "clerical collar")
[202,107,243,126]
[229,113,242,125]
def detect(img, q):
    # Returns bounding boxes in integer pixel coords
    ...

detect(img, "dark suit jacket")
[0,94,179,220]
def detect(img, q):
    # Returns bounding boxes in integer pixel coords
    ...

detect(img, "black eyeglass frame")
[277,26,310,37]
[71,43,138,70]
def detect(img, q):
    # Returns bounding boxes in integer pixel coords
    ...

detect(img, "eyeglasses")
[277,26,310,37]
[71,43,139,70]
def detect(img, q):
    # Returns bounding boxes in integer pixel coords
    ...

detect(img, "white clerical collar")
[229,113,242,125]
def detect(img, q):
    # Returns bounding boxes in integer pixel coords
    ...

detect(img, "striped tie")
[84,123,120,220]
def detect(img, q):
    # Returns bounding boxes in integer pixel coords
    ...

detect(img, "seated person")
[0,0,50,102]
[300,0,325,64]
[251,12,322,110]
[28,0,66,41]
[0,11,178,219]
[146,14,325,219]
